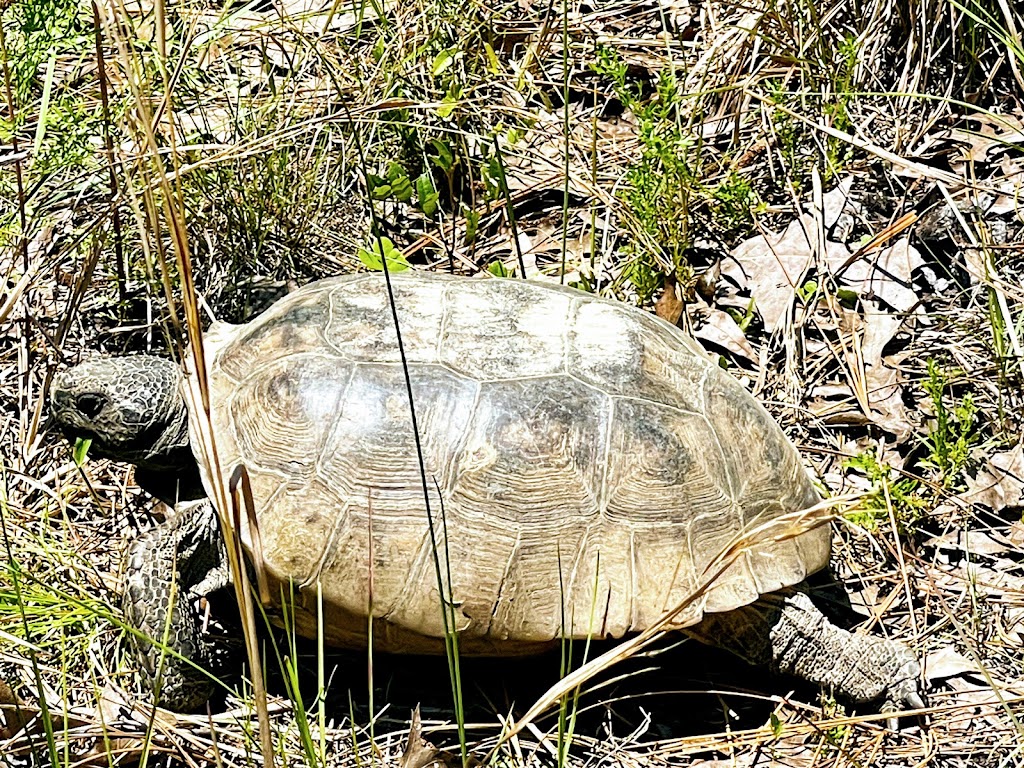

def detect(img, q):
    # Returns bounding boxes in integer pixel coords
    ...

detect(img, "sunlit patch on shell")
[568,300,707,413]
[439,279,571,380]
[323,277,447,364]
[317,363,478,503]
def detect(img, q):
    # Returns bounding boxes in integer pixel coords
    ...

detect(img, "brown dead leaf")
[832,238,924,312]
[725,218,820,332]
[695,260,720,303]
[960,442,1024,512]
[691,304,757,364]
[807,302,913,436]
[655,273,684,326]
[857,305,914,437]
[656,0,697,33]
[928,527,1019,558]
[865,365,914,440]
[945,114,1024,163]
[860,304,905,368]
[926,647,985,682]
[722,214,916,333]
[1008,521,1024,547]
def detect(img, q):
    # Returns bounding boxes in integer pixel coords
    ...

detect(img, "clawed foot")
[881,654,926,729]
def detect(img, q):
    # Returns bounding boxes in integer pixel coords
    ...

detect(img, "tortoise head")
[50,355,192,471]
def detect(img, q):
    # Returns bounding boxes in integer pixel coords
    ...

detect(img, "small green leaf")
[416,173,439,216]
[385,162,405,182]
[797,279,818,302]
[430,139,455,172]
[381,163,413,202]
[357,237,410,273]
[390,175,413,203]
[73,437,92,466]
[836,287,859,305]
[431,48,456,76]
[487,261,511,277]
[483,42,501,74]
[436,94,458,119]
[463,207,480,244]
[367,173,392,199]
[769,712,783,738]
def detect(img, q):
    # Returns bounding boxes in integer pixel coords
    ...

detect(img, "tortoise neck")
[136,382,204,502]
[146,395,191,465]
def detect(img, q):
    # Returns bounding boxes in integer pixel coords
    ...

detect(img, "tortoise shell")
[187,272,827,653]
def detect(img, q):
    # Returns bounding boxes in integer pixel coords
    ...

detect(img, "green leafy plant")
[846,360,980,533]
[843,452,928,533]
[711,170,761,229]
[487,260,511,277]
[368,161,415,204]
[590,48,697,299]
[919,359,979,486]
[357,236,411,272]
[369,158,441,217]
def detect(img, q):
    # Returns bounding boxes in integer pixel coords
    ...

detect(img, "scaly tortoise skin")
[50,272,923,713]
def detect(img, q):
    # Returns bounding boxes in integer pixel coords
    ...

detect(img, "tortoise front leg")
[689,589,924,714]
[123,500,240,711]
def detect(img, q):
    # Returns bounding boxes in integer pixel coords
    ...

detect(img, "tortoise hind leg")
[123,500,241,711]
[687,589,923,713]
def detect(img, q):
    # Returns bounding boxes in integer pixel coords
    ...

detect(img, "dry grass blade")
[744,87,997,191]
[182,366,274,767]
[841,213,920,268]
[0,268,33,326]
[96,1,276,762]
[937,183,1024,383]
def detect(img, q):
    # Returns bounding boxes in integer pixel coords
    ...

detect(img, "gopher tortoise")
[51,272,923,714]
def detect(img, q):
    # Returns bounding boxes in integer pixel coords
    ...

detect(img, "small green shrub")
[843,452,928,533]
[919,359,979,486]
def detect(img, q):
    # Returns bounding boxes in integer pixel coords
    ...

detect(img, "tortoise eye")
[75,393,107,419]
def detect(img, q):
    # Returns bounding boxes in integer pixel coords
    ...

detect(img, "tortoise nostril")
[76,393,107,419]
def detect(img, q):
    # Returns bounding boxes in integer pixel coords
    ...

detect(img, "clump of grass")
[181,133,368,319]
[0,0,108,241]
